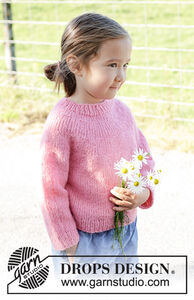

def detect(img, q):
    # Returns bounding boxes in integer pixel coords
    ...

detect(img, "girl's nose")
[115,68,126,83]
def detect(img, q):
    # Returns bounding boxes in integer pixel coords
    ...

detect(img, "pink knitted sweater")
[40,97,155,251]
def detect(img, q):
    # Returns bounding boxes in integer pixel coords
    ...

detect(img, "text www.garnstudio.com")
[60,277,169,289]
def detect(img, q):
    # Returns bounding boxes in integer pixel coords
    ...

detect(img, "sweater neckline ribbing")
[62,97,115,116]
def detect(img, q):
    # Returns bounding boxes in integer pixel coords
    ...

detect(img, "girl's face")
[75,37,132,104]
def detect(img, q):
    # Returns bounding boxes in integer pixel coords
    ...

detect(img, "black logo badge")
[8,247,49,289]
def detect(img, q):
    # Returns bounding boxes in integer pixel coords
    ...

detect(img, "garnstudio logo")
[8,247,49,289]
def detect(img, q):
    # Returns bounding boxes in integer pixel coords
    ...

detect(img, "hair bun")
[43,63,58,81]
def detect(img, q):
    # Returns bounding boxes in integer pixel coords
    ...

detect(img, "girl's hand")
[65,244,78,265]
[109,187,150,211]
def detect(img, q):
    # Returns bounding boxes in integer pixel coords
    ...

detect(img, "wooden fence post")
[2,1,18,84]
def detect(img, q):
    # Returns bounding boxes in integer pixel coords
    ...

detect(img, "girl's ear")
[66,54,82,76]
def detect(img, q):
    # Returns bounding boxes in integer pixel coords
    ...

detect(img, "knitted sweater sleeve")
[135,126,155,209]
[40,111,79,250]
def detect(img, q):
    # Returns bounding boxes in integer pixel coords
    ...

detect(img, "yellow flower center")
[138,155,143,161]
[134,181,139,186]
[138,173,141,177]
[131,166,135,170]
[121,168,128,174]
[154,179,159,185]
[149,176,153,180]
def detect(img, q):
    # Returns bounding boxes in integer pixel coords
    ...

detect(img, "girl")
[40,12,155,278]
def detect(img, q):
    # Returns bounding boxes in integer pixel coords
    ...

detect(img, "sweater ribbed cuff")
[139,187,154,209]
[52,229,80,251]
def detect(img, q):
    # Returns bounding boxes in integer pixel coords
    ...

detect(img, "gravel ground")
[0,127,194,299]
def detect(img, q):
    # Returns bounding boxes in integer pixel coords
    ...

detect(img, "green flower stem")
[112,178,128,256]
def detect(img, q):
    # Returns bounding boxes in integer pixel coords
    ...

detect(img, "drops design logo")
[8,247,49,289]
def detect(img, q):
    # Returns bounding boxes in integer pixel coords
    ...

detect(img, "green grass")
[0,1,194,153]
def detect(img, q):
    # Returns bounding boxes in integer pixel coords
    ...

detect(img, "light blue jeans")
[51,217,138,279]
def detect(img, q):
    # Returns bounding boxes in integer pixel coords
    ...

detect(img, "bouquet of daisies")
[112,148,161,253]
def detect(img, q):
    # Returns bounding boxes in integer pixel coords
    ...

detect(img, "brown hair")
[44,12,131,97]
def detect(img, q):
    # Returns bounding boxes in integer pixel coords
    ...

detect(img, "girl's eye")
[108,63,129,68]
[109,63,117,67]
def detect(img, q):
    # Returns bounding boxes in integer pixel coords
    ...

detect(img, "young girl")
[40,12,155,278]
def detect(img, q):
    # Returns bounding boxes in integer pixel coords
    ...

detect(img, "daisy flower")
[114,157,133,181]
[146,170,155,186]
[132,148,150,168]
[127,175,146,194]
[125,159,141,179]
[128,159,140,172]
[156,169,162,175]
[146,169,161,191]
